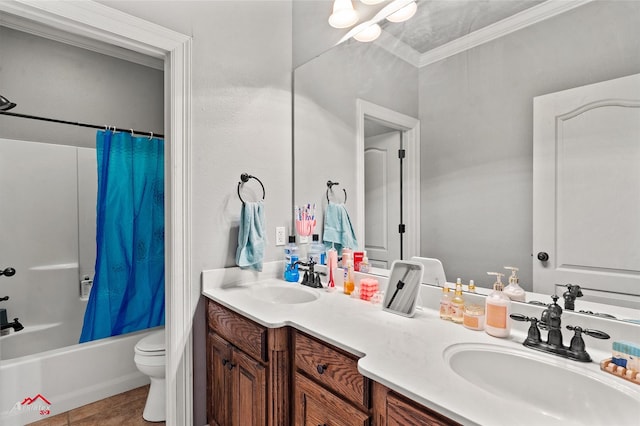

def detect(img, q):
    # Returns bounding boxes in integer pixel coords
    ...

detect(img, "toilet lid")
[135,330,165,353]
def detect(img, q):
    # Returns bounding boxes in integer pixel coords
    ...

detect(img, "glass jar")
[463,304,485,331]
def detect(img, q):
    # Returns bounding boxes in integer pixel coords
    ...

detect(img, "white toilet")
[134,329,166,422]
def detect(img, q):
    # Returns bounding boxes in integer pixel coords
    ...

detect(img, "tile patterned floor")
[27,385,164,426]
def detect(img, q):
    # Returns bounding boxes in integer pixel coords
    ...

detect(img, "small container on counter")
[463,304,485,331]
[360,278,379,301]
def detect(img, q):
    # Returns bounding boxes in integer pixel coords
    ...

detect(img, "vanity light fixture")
[386,0,417,23]
[353,23,382,42]
[328,0,359,29]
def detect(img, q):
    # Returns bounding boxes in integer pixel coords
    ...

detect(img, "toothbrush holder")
[296,219,316,237]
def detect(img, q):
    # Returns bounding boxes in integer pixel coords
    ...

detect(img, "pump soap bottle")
[450,278,465,324]
[485,272,511,338]
[503,266,526,302]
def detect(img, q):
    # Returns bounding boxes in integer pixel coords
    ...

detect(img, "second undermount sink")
[443,343,640,425]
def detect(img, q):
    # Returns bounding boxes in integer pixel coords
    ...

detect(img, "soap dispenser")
[485,272,511,338]
[450,278,465,324]
[503,266,526,302]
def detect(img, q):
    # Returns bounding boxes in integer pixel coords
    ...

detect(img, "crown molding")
[0,10,164,70]
[375,30,420,67]
[419,0,593,67]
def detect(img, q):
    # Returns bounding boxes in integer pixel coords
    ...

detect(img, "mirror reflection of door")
[364,117,402,268]
[533,73,640,309]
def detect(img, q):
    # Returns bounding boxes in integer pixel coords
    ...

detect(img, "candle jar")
[463,304,485,331]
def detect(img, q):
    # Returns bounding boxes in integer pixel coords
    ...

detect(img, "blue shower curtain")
[80,130,165,343]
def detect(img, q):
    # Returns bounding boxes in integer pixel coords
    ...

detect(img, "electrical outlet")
[275,227,286,246]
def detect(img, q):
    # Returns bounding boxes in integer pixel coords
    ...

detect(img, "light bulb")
[328,0,359,29]
[354,23,381,42]
[360,0,385,4]
[386,1,417,23]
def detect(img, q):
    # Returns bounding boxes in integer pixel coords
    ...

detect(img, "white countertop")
[202,262,640,426]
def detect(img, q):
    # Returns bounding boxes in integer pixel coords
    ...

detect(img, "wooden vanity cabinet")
[206,300,460,426]
[206,300,289,426]
[293,330,371,425]
[372,382,461,426]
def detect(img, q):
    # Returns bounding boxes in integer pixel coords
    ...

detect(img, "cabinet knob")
[226,362,236,371]
[537,252,549,262]
[316,364,328,374]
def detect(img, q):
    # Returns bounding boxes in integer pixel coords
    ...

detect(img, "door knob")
[537,252,549,262]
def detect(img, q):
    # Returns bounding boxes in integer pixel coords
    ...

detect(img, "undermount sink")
[244,283,320,305]
[444,343,640,425]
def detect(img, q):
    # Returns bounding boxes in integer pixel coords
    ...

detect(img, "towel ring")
[326,180,347,203]
[237,173,265,203]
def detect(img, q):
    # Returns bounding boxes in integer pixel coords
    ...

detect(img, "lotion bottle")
[503,266,526,302]
[450,279,465,324]
[485,272,511,337]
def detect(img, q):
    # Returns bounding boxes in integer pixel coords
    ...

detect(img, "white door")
[365,131,401,268]
[533,73,640,308]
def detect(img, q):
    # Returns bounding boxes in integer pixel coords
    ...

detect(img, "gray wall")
[93,1,293,424]
[419,0,640,289]
[294,40,418,245]
[0,26,164,147]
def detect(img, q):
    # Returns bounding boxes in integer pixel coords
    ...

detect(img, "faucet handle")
[511,313,542,343]
[566,325,610,340]
[0,267,16,277]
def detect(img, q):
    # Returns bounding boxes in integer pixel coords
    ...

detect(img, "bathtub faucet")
[1,318,23,332]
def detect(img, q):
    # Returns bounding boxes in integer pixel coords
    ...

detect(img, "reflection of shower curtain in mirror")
[80,130,165,343]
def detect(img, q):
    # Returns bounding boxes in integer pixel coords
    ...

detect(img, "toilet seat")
[135,330,165,356]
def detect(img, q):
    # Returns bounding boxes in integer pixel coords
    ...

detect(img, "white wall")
[0,26,164,147]
[93,2,293,423]
[0,139,95,353]
[419,1,640,289]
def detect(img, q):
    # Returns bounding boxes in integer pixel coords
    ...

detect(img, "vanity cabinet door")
[207,332,233,426]
[231,348,267,426]
[373,382,460,426]
[295,372,370,426]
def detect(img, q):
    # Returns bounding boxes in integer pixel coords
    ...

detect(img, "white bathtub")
[0,326,155,425]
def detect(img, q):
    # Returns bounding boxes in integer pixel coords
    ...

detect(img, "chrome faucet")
[511,294,610,362]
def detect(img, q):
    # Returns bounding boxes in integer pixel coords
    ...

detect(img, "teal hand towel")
[236,201,265,271]
[322,202,358,253]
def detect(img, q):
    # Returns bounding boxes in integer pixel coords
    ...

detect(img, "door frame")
[0,1,193,424]
[356,99,420,260]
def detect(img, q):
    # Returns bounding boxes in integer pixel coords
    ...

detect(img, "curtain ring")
[130,129,135,136]
[148,131,154,140]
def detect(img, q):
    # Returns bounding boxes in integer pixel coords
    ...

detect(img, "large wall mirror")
[292,0,640,315]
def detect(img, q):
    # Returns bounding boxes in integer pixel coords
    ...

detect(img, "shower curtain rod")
[0,111,164,139]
